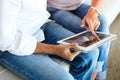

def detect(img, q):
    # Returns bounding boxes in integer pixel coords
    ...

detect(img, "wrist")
[90,6,101,16]
[35,43,57,55]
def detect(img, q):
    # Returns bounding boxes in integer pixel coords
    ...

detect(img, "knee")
[79,49,99,69]
[52,10,75,20]
[89,48,99,61]
[85,49,99,71]
[86,48,99,68]
[99,13,109,26]
[98,14,110,33]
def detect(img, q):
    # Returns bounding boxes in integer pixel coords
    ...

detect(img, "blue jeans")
[47,3,110,80]
[0,22,99,80]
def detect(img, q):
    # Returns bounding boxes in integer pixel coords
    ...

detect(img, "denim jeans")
[47,3,110,80]
[0,21,99,80]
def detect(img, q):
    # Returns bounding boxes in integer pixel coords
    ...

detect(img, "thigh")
[42,22,75,44]
[49,4,90,34]
[48,7,86,34]
[0,51,74,80]
[74,4,91,19]
[70,48,99,80]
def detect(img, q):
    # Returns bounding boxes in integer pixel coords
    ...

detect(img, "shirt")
[47,0,86,10]
[0,0,50,55]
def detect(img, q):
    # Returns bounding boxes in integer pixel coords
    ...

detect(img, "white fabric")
[0,0,50,55]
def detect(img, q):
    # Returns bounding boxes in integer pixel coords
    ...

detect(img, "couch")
[0,0,120,80]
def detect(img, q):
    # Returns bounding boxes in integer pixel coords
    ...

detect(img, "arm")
[91,0,102,9]
[0,0,79,61]
[34,42,80,61]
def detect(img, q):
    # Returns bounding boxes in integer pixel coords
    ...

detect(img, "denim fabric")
[42,22,99,80]
[0,51,3,57]
[0,51,74,80]
[47,3,110,80]
[0,22,99,80]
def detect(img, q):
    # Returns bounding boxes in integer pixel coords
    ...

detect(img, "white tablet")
[57,30,116,53]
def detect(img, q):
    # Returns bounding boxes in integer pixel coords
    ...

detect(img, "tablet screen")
[64,31,110,47]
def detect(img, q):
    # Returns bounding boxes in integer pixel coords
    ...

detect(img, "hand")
[81,7,100,34]
[55,43,80,61]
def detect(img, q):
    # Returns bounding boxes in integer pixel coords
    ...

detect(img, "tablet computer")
[57,30,116,53]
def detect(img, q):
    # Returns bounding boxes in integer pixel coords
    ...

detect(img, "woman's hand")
[55,43,80,61]
[81,7,100,34]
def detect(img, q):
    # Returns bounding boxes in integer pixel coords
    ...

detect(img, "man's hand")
[35,42,80,61]
[55,43,80,61]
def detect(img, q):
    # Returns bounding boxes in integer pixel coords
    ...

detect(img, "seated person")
[0,0,99,80]
[47,0,110,80]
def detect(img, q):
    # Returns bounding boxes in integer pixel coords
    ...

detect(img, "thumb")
[69,43,78,48]
[69,43,80,61]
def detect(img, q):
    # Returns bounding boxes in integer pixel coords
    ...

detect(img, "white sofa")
[0,0,120,80]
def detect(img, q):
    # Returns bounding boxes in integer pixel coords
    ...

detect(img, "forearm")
[91,0,102,9]
[34,42,80,61]
[88,0,102,16]
[34,42,58,55]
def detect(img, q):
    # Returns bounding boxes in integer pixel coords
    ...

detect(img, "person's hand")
[81,7,100,34]
[55,43,80,61]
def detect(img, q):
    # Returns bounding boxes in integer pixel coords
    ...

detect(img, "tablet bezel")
[57,30,116,53]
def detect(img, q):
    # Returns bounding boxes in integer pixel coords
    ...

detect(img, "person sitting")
[0,0,99,80]
[47,0,110,80]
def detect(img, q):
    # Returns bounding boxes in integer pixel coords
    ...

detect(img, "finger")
[71,51,80,59]
[92,17,100,30]
[85,26,89,30]
[95,21,100,30]
[91,29,96,35]
[81,18,86,28]
[88,20,97,35]
[88,23,96,35]
[69,43,78,48]
[86,19,94,32]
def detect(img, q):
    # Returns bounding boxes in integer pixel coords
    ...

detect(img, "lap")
[0,51,74,80]
[0,20,101,80]
[41,21,75,44]
[48,3,109,34]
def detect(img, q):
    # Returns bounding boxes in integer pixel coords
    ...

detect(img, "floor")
[0,14,120,80]
[107,14,120,80]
